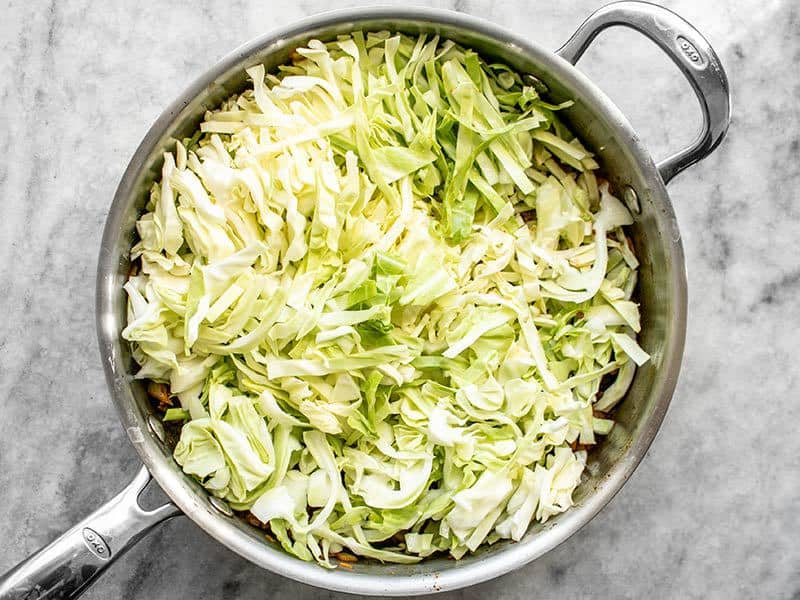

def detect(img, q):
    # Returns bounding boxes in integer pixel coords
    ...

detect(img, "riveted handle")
[0,466,180,600]
[556,0,731,184]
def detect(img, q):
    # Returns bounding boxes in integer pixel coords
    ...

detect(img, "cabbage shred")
[123,32,648,566]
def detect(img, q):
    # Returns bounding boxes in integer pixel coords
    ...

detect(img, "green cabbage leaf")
[124,31,648,566]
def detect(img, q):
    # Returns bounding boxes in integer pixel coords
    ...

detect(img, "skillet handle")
[555,0,731,184]
[0,466,180,600]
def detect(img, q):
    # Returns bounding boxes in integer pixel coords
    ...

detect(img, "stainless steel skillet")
[0,2,730,597]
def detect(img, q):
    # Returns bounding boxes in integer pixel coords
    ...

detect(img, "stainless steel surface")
[0,468,179,600]
[556,1,731,184]
[0,2,730,598]
[209,496,235,518]
[147,414,167,443]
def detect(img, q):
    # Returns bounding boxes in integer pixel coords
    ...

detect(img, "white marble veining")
[1,0,798,598]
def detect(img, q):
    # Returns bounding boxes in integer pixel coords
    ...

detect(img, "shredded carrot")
[335,552,358,563]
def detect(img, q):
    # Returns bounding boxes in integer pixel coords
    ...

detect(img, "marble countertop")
[1,0,797,598]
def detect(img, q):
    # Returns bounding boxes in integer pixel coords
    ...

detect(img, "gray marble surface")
[1,0,798,598]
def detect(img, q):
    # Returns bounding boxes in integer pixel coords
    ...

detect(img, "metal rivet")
[147,414,166,443]
[622,185,641,215]
[209,496,233,517]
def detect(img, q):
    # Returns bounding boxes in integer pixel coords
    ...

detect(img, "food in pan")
[123,31,647,566]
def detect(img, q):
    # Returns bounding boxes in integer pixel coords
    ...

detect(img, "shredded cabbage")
[124,31,648,566]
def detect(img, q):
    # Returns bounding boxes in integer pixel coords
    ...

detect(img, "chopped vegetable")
[124,31,648,567]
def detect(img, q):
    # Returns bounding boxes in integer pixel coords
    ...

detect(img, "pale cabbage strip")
[124,32,649,566]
